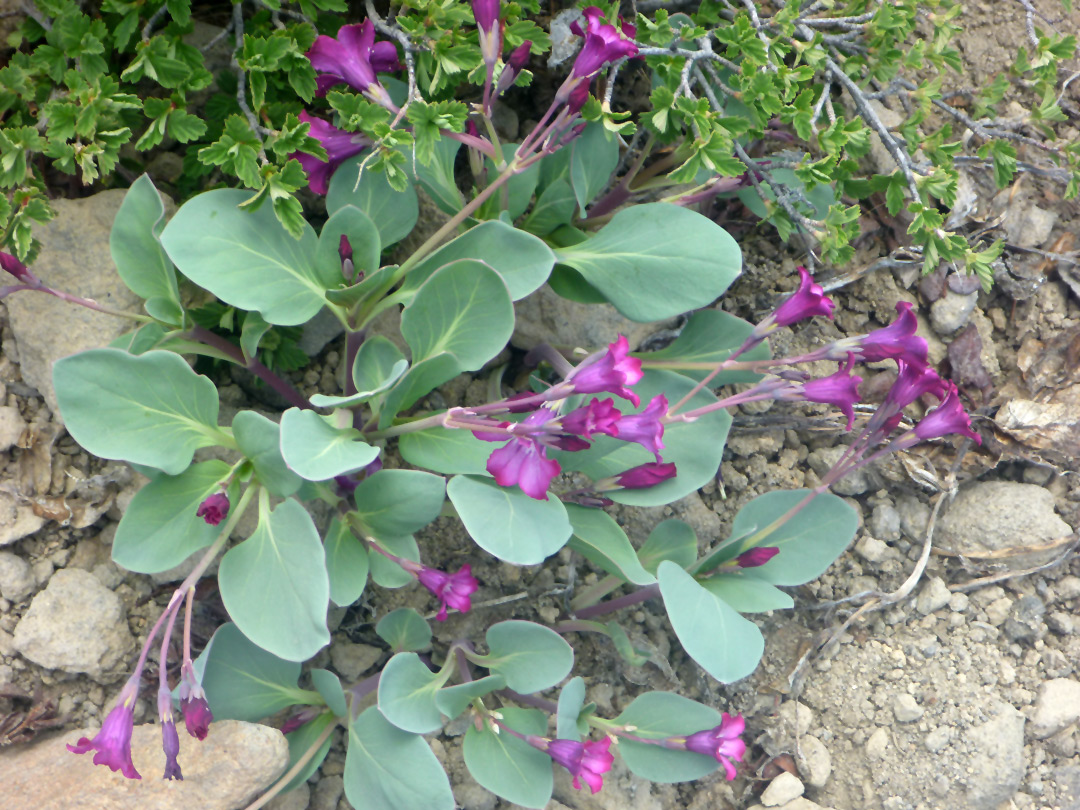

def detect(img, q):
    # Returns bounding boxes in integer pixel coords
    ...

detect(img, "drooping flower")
[883,359,947,410]
[177,662,213,741]
[416,563,479,621]
[293,112,371,195]
[735,547,779,568]
[564,335,643,406]
[473,0,502,65]
[559,398,622,440]
[612,394,668,460]
[196,492,230,527]
[852,302,928,366]
[68,674,141,780]
[569,7,638,80]
[0,250,34,283]
[769,266,835,329]
[496,40,532,96]
[913,383,980,444]
[681,713,746,781]
[541,737,614,794]
[307,21,401,107]
[595,461,677,491]
[158,689,183,781]
[795,357,862,430]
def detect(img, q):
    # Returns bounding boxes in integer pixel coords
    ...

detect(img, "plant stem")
[573,584,661,620]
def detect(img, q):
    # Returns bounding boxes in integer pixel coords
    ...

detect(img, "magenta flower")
[416,563,479,621]
[177,662,213,741]
[486,436,561,499]
[770,266,835,328]
[798,359,862,430]
[68,675,141,780]
[293,111,371,195]
[855,302,928,366]
[913,384,980,444]
[599,461,677,491]
[543,738,614,794]
[307,21,401,106]
[560,398,622,440]
[196,492,230,527]
[473,0,501,65]
[682,713,746,781]
[158,689,183,781]
[0,250,34,283]
[735,547,779,568]
[569,7,638,79]
[884,359,947,410]
[612,394,668,460]
[496,40,532,96]
[565,335,643,406]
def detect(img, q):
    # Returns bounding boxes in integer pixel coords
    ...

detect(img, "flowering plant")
[4,1,985,807]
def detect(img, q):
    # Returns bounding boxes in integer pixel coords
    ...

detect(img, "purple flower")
[496,41,532,96]
[196,492,230,526]
[798,358,862,430]
[560,398,621,440]
[307,21,401,106]
[735,547,779,568]
[604,461,677,490]
[544,738,614,794]
[0,250,34,283]
[770,266,835,328]
[177,662,212,741]
[682,713,746,781]
[569,7,638,80]
[565,335,644,406]
[856,302,928,366]
[416,563,479,621]
[612,394,667,460]
[158,689,183,781]
[884,360,947,409]
[486,435,561,499]
[913,384,980,444]
[293,111,371,195]
[472,0,500,32]
[68,675,141,780]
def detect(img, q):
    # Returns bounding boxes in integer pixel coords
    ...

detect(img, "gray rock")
[329,641,381,682]
[924,726,953,752]
[869,504,902,542]
[965,702,1025,809]
[1003,594,1046,642]
[310,774,343,810]
[892,694,923,723]
[265,783,310,810]
[0,404,26,452]
[761,772,804,806]
[796,734,832,789]
[895,495,930,540]
[1031,679,1080,739]
[865,727,889,760]
[855,535,889,564]
[915,576,950,615]
[985,596,1013,626]
[807,446,871,495]
[0,551,35,602]
[5,190,145,421]
[0,719,287,810]
[936,482,1072,570]
[0,490,46,547]
[929,291,977,335]
[12,568,135,680]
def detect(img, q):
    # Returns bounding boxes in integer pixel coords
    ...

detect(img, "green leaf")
[310,337,408,409]
[398,425,493,475]
[312,669,348,718]
[378,652,448,733]
[639,309,769,385]
[318,205,381,281]
[447,475,572,565]
[554,204,741,322]
[279,407,381,481]
[522,178,577,236]
[199,623,308,721]
[345,707,455,810]
[638,519,698,575]
[658,561,764,683]
[556,676,586,741]
[240,311,272,360]
[109,174,182,325]
[197,116,261,187]
[614,691,725,782]
[607,620,651,666]
[53,349,220,475]
[327,154,419,247]
[726,490,858,585]
[406,99,467,166]
[281,712,335,792]
[565,504,655,585]
[112,460,230,574]
[325,517,369,607]
[233,411,303,497]
[407,137,463,215]
[700,571,794,612]
[399,220,556,302]
[463,708,552,809]
[570,123,619,213]
[485,143,540,220]
[219,497,331,661]
[368,534,419,588]
[353,470,446,536]
[376,608,432,653]
[160,189,335,326]
[434,675,505,720]
[481,620,573,693]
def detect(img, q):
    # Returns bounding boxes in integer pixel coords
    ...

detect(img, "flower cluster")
[555,7,639,112]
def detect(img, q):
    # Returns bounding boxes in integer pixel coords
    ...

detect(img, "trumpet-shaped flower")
[68,674,142,780]
[769,266,835,328]
[177,662,213,741]
[559,398,621,440]
[680,713,746,781]
[795,358,862,430]
[196,492,230,526]
[564,335,643,406]
[307,21,400,106]
[158,689,183,781]
[294,112,371,195]
[594,461,677,491]
[612,394,667,460]
[416,563,479,621]
[913,384,980,444]
[569,7,638,79]
[541,737,614,793]
[854,302,928,366]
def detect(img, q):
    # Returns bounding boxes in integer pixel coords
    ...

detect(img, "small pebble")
[893,694,923,723]
[915,576,950,615]
[760,771,804,806]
